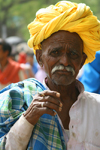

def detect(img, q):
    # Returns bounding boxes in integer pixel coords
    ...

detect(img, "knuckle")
[45,101,49,106]
[45,95,50,100]
[52,91,57,94]
[43,90,48,95]
[44,90,56,96]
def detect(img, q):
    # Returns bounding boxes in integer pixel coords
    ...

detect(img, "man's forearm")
[5,115,34,150]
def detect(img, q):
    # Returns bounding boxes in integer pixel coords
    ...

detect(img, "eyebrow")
[52,46,63,51]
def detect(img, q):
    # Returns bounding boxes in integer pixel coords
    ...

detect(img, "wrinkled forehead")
[41,30,83,51]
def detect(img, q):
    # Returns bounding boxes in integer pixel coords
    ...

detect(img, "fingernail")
[56,92,60,97]
[60,103,63,107]
[59,107,62,111]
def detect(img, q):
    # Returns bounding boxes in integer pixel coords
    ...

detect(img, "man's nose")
[59,54,70,66]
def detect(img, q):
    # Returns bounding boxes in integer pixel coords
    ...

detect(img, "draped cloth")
[0,78,66,150]
[27,1,100,64]
[0,58,22,84]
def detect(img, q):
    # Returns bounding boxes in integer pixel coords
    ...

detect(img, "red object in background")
[18,52,27,64]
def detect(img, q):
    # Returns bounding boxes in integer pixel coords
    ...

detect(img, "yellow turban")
[27,1,100,64]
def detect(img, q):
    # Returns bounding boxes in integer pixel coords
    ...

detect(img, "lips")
[53,69,73,75]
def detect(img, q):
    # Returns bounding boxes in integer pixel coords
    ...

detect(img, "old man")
[0,1,100,150]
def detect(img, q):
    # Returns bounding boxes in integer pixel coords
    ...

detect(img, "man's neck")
[46,77,80,129]
[46,77,79,103]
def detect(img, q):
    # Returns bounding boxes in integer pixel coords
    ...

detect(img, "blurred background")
[0,0,100,41]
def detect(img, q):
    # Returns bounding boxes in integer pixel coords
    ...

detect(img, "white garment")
[6,115,34,150]
[67,91,100,150]
[5,80,100,150]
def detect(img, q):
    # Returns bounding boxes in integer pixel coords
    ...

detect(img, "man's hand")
[23,90,63,125]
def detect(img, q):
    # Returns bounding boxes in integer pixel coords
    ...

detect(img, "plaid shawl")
[0,78,66,150]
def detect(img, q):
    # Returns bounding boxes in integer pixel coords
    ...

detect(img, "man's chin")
[52,78,74,86]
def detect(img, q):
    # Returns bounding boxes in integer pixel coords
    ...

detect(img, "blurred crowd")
[0,36,46,90]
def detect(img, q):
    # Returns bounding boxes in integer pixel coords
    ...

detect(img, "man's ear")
[80,53,87,69]
[36,49,43,67]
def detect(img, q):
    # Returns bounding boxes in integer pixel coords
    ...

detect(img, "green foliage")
[0,0,100,41]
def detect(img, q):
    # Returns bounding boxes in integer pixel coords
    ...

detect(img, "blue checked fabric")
[0,78,66,150]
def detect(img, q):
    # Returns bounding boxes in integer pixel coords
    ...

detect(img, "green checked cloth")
[0,78,66,150]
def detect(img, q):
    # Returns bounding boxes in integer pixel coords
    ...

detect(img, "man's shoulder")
[83,91,100,104]
[23,78,46,90]
[0,78,46,95]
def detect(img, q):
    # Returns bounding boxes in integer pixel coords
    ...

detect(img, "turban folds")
[27,1,100,64]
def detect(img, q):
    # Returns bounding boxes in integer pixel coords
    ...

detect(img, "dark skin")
[24,31,87,129]
[0,45,9,71]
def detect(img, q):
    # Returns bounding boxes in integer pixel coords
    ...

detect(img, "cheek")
[72,59,82,72]
[42,56,56,77]
[43,58,51,75]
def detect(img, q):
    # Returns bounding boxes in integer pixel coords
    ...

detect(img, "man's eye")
[71,51,76,55]
[50,50,60,56]
[70,51,78,58]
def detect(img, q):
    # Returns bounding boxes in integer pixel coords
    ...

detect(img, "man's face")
[39,31,86,86]
[0,45,5,62]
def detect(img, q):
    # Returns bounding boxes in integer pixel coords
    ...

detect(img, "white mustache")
[51,65,75,76]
